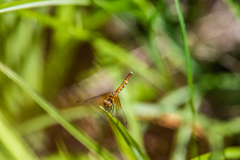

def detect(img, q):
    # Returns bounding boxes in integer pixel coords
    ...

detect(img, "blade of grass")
[191,146,240,160]
[100,106,150,160]
[55,136,70,160]
[174,1,198,158]
[171,1,196,159]
[0,141,16,160]
[170,116,192,160]
[146,3,171,84]
[0,62,115,160]
[174,0,195,116]
[18,107,97,134]
[19,10,93,41]
[110,121,137,160]
[0,0,90,14]
[0,111,39,160]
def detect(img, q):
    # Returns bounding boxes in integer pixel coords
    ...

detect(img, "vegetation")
[1,0,240,159]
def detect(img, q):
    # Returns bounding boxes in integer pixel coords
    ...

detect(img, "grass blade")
[100,106,150,160]
[191,146,240,160]
[0,111,39,160]
[172,1,196,159]
[174,0,195,116]
[0,0,90,14]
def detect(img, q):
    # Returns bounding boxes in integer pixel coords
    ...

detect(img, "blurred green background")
[1,0,240,160]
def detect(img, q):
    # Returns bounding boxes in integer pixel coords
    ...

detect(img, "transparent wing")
[114,95,127,127]
[75,93,127,127]
[75,93,110,108]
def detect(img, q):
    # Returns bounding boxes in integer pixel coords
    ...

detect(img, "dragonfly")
[75,72,133,127]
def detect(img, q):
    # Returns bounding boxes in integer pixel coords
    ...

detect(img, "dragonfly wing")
[75,93,109,108]
[114,95,127,127]
[75,93,127,127]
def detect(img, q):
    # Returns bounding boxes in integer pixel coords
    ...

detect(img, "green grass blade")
[0,62,115,160]
[0,0,90,14]
[171,2,197,159]
[18,107,96,134]
[170,122,192,160]
[0,111,39,160]
[110,125,137,160]
[19,10,93,41]
[100,106,150,160]
[191,146,240,160]
[174,0,195,116]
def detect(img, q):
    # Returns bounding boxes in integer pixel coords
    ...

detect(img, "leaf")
[100,106,150,160]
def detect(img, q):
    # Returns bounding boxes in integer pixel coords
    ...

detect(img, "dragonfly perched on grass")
[75,72,133,127]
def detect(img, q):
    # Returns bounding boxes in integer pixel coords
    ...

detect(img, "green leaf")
[100,106,150,160]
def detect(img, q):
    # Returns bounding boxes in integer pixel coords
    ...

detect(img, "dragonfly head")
[103,92,117,109]
[103,100,112,107]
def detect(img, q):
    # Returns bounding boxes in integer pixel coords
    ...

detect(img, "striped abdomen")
[116,72,133,93]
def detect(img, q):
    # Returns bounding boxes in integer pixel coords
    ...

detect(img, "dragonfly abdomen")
[116,72,133,93]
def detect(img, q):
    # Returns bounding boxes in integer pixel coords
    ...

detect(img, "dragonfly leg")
[104,104,112,113]
[104,104,115,119]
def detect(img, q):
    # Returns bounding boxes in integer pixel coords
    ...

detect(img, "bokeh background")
[1,0,240,160]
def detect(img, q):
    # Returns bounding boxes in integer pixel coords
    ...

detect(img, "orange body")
[116,72,133,94]
[103,72,133,107]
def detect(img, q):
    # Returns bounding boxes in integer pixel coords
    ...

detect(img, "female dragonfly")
[75,72,133,127]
